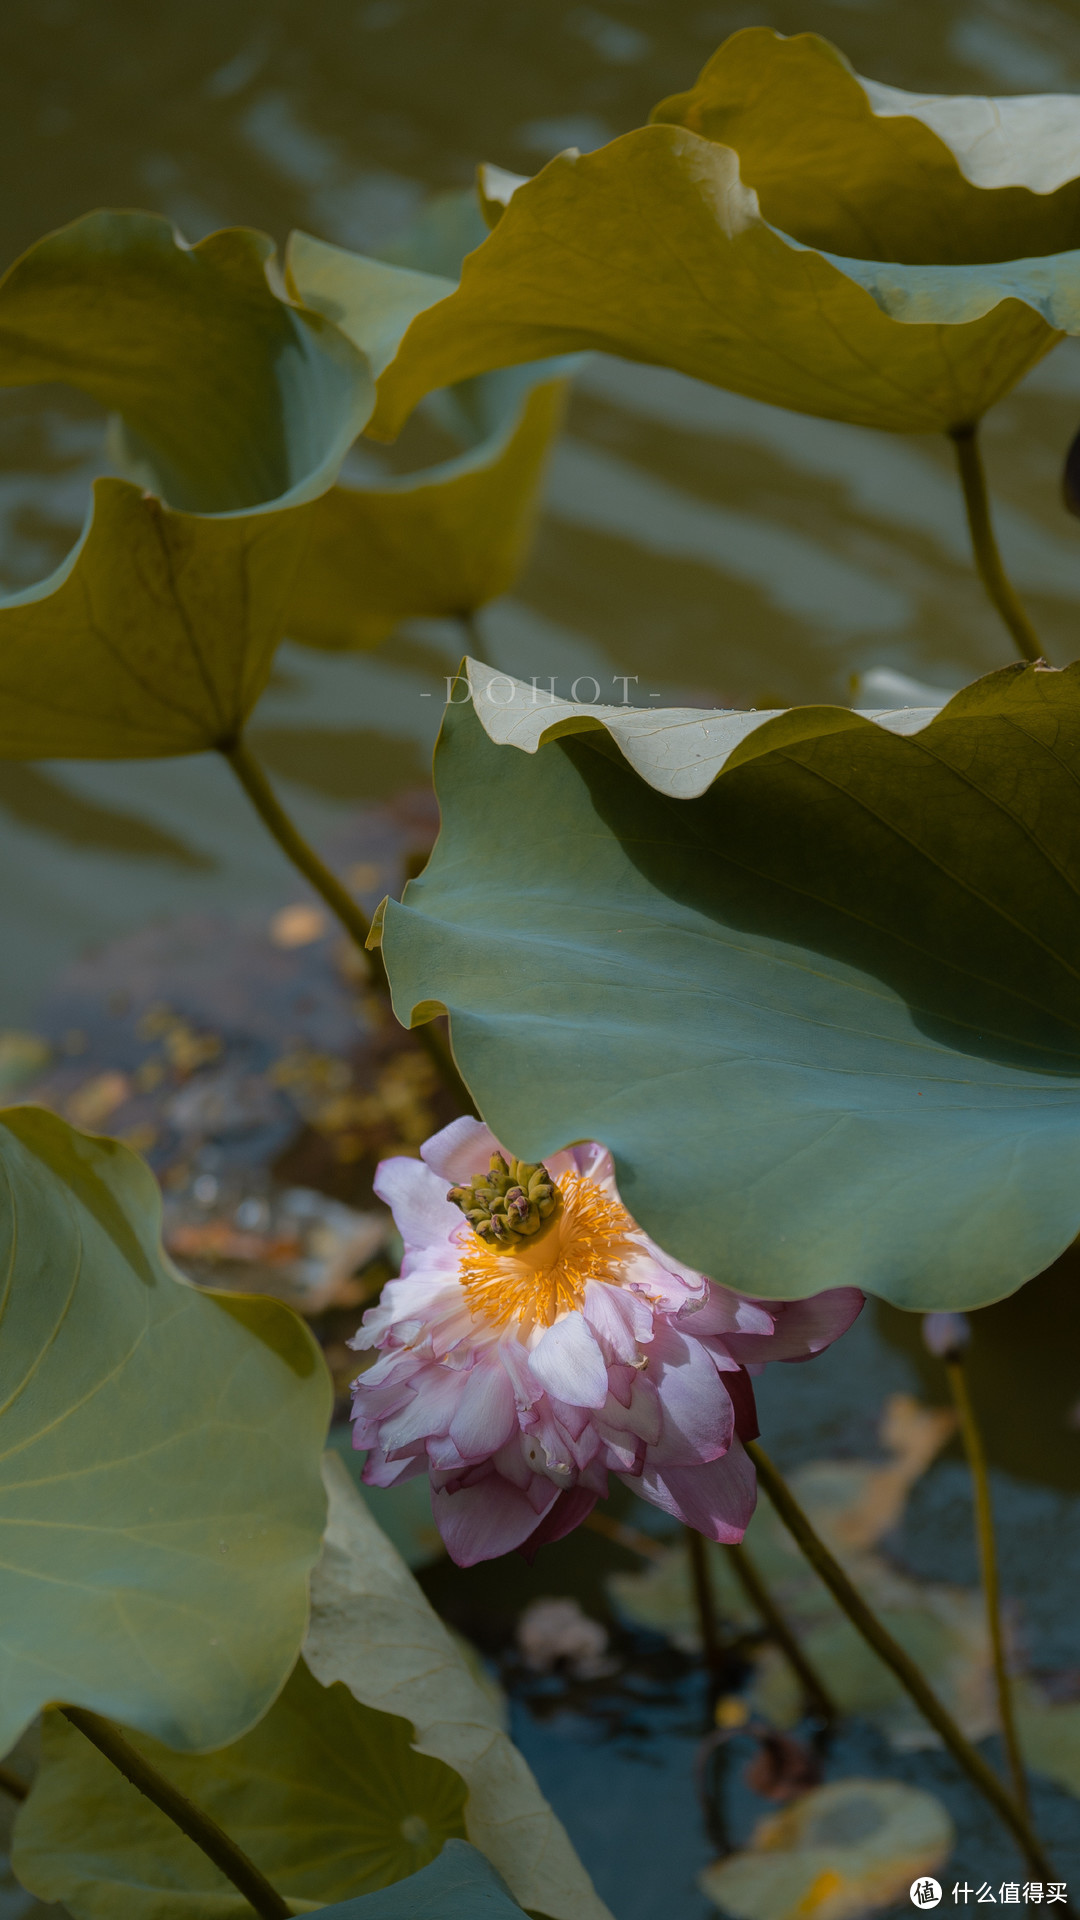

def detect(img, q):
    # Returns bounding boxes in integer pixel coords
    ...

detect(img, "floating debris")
[270,903,329,948]
[516,1598,617,1681]
[699,1778,954,1920]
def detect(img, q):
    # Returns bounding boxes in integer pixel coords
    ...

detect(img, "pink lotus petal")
[421,1116,499,1182]
[518,1486,599,1561]
[682,1286,775,1340]
[723,1289,864,1365]
[492,1436,534,1490]
[448,1361,518,1457]
[526,1471,563,1512]
[530,1312,609,1409]
[597,1373,662,1447]
[497,1339,544,1411]
[648,1322,735,1466]
[376,1367,462,1451]
[584,1281,648,1364]
[635,1435,757,1542]
[374,1154,462,1250]
[361,1446,427,1488]
[523,1409,578,1480]
[723,1366,760,1442]
[433,1470,558,1565]
[598,1433,644,1475]
[546,1140,616,1189]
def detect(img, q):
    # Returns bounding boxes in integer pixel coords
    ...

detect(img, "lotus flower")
[350,1118,863,1566]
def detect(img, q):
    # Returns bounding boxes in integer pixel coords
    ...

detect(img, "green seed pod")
[447,1151,562,1243]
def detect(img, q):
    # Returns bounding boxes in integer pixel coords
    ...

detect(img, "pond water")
[3,3,1080,1916]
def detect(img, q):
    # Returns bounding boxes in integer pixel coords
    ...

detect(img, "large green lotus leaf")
[316,1842,527,1918]
[314,1844,526,1918]
[652,28,1080,266]
[369,35,1080,442]
[376,658,1080,1312]
[304,1455,612,1920]
[285,214,571,650]
[0,211,371,756]
[0,1107,331,1754]
[11,1658,468,1918]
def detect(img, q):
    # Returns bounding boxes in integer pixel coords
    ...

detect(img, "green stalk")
[725,1539,838,1726]
[685,1524,724,1678]
[221,735,475,1116]
[746,1442,1062,1886]
[60,1708,289,1919]
[950,424,1046,665]
[946,1354,1030,1817]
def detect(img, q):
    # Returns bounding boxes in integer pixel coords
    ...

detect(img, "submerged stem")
[221,735,475,1116]
[950,424,1046,665]
[725,1540,838,1727]
[746,1442,1061,1885]
[946,1355,1030,1817]
[685,1524,724,1678]
[60,1708,289,1919]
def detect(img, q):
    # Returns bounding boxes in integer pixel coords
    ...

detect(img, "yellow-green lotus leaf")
[0,1107,331,1754]
[11,1659,467,1919]
[0,210,371,757]
[1015,1682,1080,1799]
[699,1780,954,1920]
[284,203,571,650]
[652,29,1080,266]
[371,30,1080,441]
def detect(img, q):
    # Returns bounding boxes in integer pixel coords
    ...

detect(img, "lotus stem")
[950,423,1046,665]
[724,1540,838,1727]
[221,735,476,1116]
[685,1524,724,1678]
[459,609,484,651]
[945,1353,1030,1817]
[0,1762,27,1801]
[746,1441,1062,1886]
[584,1507,668,1561]
[60,1707,289,1920]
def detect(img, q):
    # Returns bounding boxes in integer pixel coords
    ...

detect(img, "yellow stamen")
[459,1170,638,1331]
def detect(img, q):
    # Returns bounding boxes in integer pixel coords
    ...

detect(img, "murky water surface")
[3,4,1080,1914]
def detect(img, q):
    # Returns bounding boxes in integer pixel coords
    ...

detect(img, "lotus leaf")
[11,1659,468,1918]
[0,1107,330,1754]
[304,1454,613,1920]
[370,29,1080,441]
[313,1843,528,1918]
[1016,1685,1080,1800]
[285,199,571,650]
[699,1780,954,1920]
[376,658,1080,1312]
[0,210,371,758]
